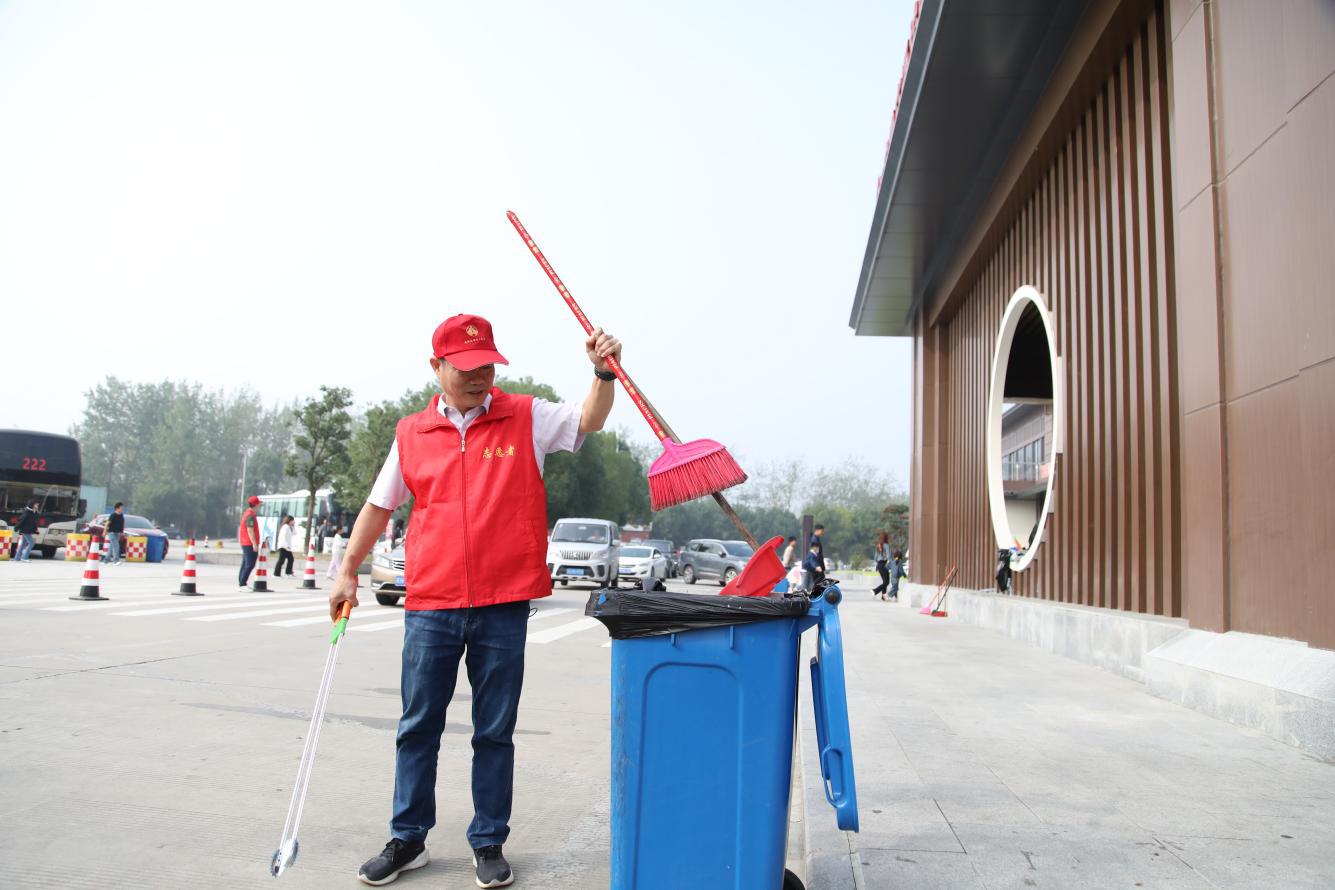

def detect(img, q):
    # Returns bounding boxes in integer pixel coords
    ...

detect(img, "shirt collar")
[437,392,492,421]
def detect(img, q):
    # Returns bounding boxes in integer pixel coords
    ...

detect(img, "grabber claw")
[270,601,352,877]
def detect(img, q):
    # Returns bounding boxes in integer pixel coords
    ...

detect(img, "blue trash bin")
[145,534,167,563]
[590,586,858,890]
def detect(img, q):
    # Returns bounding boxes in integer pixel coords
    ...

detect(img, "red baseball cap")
[247,496,261,507]
[432,314,509,371]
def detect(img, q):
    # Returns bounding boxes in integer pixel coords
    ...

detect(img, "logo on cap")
[466,325,479,337]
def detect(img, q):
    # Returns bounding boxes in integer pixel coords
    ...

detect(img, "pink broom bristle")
[648,446,747,511]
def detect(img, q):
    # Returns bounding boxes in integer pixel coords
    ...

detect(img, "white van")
[546,518,622,588]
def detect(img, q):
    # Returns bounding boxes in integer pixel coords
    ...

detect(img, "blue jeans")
[16,533,34,561]
[103,534,121,562]
[392,601,528,849]
[239,545,257,586]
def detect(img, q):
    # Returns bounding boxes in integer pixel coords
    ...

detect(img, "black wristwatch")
[594,367,616,381]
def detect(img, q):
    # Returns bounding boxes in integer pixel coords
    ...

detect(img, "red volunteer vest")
[396,389,552,610]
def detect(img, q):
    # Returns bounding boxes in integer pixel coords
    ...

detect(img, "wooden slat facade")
[909,6,1181,616]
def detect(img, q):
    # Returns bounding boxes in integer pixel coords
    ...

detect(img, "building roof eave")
[850,0,1094,339]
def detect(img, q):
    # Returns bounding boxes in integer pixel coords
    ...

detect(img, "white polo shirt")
[367,393,584,511]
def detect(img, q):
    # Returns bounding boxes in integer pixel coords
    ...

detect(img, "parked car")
[160,524,183,540]
[617,545,669,583]
[79,513,170,559]
[678,538,754,586]
[42,519,75,554]
[370,545,406,606]
[546,518,622,587]
[641,538,677,577]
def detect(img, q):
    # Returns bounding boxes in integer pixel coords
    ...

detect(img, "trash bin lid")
[586,589,810,639]
[809,593,859,832]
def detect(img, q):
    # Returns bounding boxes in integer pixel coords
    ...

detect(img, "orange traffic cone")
[173,538,203,596]
[253,539,271,592]
[70,536,109,601]
[301,539,318,590]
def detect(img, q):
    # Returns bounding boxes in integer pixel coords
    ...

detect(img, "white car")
[617,545,668,582]
[546,518,622,587]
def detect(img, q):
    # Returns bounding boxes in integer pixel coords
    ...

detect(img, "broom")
[920,564,957,616]
[506,210,747,514]
[506,211,787,596]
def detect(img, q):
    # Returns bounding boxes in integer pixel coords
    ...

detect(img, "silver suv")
[678,538,754,586]
[546,518,622,588]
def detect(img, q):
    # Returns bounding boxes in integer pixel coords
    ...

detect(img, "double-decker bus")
[0,430,83,559]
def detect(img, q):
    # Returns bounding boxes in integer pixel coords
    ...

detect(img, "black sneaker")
[472,845,514,888]
[358,838,428,886]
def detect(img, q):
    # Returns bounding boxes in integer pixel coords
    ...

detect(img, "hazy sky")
[0,0,915,485]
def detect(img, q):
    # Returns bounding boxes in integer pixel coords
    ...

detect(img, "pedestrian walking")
[316,516,331,554]
[809,523,827,587]
[889,549,906,601]
[325,527,347,579]
[780,535,798,570]
[103,502,126,564]
[872,530,891,600]
[328,312,621,889]
[801,541,823,593]
[238,495,261,590]
[275,515,297,576]
[14,499,39,562]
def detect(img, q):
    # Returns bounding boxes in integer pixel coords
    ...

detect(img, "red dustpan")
[720,536,787,598]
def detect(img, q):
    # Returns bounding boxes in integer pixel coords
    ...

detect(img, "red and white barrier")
[70,537,109,601]
[301,538,318,589]
[173,538,202,596]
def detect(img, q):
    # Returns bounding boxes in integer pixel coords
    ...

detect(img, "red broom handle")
[506,211,671,444]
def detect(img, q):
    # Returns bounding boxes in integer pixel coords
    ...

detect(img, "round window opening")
[987,286,1062,573]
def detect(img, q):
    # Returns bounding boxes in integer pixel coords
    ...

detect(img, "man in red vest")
[329,313,621,889]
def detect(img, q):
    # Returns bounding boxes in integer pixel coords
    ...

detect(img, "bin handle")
[808,594,859,831]
[809,654,848,807]
[809,654,830,767]
[820,746,849,807]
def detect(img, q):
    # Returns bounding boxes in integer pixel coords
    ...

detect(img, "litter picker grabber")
[920,565,957,617]
[506,211,786,597]
[270,601,352,877]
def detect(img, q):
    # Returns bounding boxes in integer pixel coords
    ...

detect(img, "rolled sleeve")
[367,439,411,510]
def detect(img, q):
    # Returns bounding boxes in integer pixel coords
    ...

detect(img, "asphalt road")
[0,557,738,888]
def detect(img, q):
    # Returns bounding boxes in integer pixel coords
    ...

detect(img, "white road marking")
[263,613,342,628]
[5,592,166,608]
[39,590,276,612]
[106,596,322,617]
[187,604,331,622]
[529,607,575,622]
[527,617,600,644]
[264,606,576,630]
[352,619,406,633]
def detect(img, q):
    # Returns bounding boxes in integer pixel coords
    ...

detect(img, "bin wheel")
[782,868,805,890]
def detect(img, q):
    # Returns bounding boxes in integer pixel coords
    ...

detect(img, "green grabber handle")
[330,601,352,644]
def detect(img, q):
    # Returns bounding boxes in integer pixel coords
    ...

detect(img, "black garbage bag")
[586,588,810,640]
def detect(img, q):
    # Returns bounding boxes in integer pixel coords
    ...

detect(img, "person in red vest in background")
[329,313,621,889]
[238,495,261,590]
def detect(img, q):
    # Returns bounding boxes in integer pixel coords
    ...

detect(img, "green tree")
[649,499,800,549]
[286,386,353,550]
[799,459,907,569]
[73,379,294,538]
